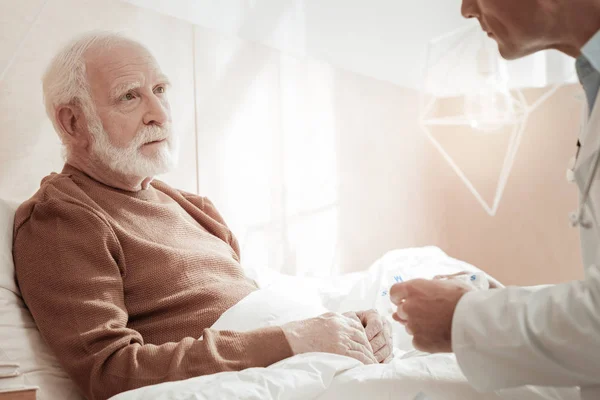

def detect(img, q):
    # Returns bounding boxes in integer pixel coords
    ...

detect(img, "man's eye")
[154,86,165,94]
[121,92,135,101]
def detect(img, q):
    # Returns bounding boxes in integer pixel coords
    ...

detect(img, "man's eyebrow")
[110,81,142,98]
[155,74,171,86]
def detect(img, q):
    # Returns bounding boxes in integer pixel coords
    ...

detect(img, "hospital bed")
[0,198,579,400]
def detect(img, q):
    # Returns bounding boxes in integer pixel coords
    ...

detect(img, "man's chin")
[140,154,178,176]
[134,160,176,177]
[91,142,178,178]
[105,156,175,178]
[495,42,513,60]
[497,42,539,61]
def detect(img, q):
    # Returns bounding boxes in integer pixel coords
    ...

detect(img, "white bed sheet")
[110,247,579,400]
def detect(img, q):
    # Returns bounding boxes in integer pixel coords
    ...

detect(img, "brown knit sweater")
[12,164,293,400]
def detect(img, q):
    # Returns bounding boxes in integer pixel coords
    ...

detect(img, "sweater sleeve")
[13,199,292,400]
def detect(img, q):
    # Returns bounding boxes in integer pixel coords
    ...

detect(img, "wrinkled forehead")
[84,43,166,99]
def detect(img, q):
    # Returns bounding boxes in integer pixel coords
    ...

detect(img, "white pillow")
[0,199,20,295]
[0,198,83,400]
[209,284,328,333]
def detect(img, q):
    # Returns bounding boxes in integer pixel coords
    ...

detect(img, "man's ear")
[57,105,89,147]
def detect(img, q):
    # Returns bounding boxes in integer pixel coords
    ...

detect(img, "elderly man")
[13,32,392,400]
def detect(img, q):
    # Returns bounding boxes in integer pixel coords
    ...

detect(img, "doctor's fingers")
[412,333,441,353]
[390,279,428,305]
[405,322,415,336]
[395,301,409,322]
[392,311,406,324]
[390,282,410,305]
[434,271,468,280]
[399,306,418,336]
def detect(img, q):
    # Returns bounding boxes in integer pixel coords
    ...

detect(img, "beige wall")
[0,0,584,285]
[439,86,583,285]
[331,74,582,286]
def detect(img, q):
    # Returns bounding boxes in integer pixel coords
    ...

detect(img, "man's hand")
[344,310,393,363]
[282,312,378,365]
[389,279,472,353]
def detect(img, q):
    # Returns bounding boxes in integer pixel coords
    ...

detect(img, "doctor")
[390,0,600,398]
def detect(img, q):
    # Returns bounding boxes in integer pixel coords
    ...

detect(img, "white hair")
[42,31,146,146]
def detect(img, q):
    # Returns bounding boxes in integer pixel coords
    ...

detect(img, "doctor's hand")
[344,310,393,363]
[282,312,378,365]
[389,279,473,353]
[433,271,499,289]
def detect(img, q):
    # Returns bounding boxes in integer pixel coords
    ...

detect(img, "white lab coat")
[451,94,600,400]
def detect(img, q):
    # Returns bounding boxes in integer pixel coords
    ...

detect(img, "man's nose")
[461,0,480,19]
[143,95,169,126]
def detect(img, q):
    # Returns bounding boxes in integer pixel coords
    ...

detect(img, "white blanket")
[111,247,579,400]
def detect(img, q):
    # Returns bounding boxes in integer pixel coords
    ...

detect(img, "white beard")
[87,113,179,178]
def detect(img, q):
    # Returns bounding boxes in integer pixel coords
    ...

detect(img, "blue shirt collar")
[576,30,600,112]
[581,30,600,73]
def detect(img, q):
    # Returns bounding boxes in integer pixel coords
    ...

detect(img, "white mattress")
[111,247,579,400]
